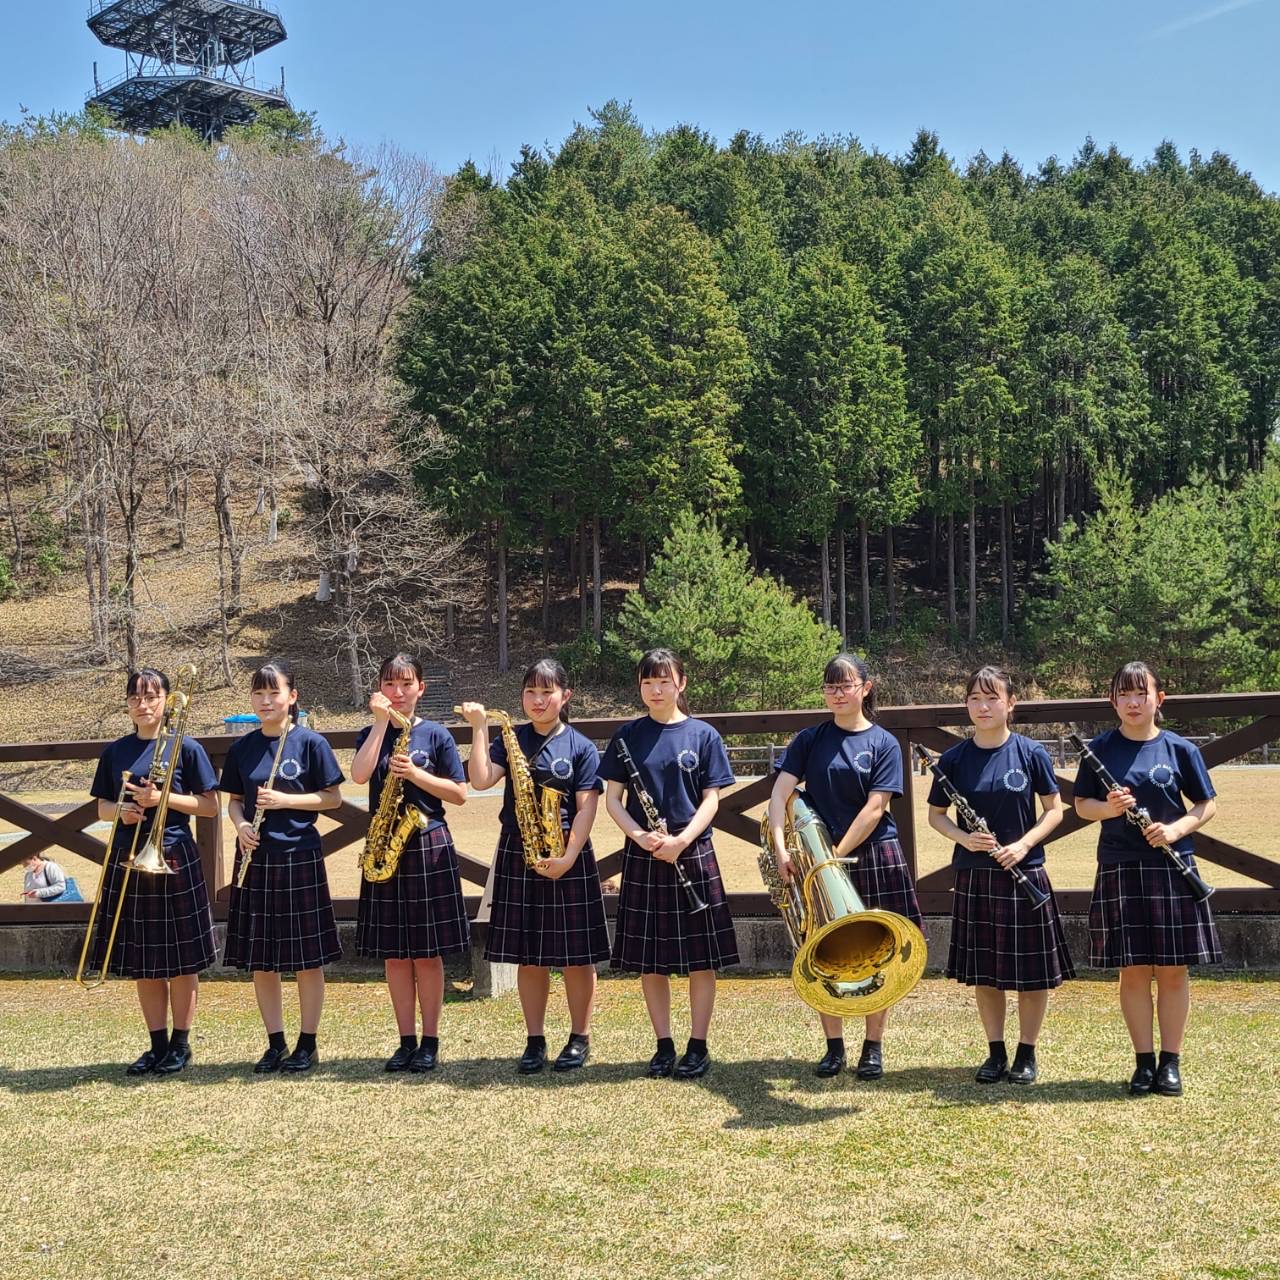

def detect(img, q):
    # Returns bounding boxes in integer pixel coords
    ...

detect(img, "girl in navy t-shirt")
[220,660,344,1074]
[1073,661,1221,1098]
[87,667,219,1077]
[599,649,739,1080]
[925,666,1072,1086]
[351,653,468,1074]
[462,659,609,1075]
[767,653,923,1081]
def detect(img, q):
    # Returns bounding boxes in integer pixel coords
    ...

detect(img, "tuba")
[76,664,197,989]
[458,706,565,868]
[758,792,927,1018]
[359,708,428,883]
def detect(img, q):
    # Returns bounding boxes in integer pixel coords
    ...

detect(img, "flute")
[236,719,293,890]
[1068,731,1214,903]
[914,745,1051,911]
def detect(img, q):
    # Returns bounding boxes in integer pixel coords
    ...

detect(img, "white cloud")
[1154,0,1266,37]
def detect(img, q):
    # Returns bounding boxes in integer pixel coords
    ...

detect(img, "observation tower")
[86,0,289,140]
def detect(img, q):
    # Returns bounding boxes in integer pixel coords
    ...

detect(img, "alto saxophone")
[458,706,565,868]
[360,708,429,883]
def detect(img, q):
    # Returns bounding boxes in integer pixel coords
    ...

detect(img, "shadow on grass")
[858,1064,1131,1106]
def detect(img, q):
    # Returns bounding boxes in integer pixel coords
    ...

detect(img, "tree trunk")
[638,539,647,593]
[215,497,233,687]
[946,511,956,630]
[1055,444,1067,537]
[445,602,455,645]
[577,517,588,633]
[2,461,24,574]
[967,483,977,644]
[540,529,551,643]
[884,523,897,629]
[999,499,1010,642]
[836,525,847,645]
[859,517,871,639]
[122,504,141,672]
[820,533,832,626]
[316,571,332,603]
[1025,483,1037,584]
[591,513,603,644]
[928,512,938,586]
[496,532,509,673]
[484,528,495,636]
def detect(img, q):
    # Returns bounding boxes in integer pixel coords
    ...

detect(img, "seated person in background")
[22,854,67,901]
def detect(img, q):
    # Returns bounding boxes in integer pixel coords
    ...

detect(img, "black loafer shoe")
[1007,1057,1037,1085]
[553,1038,590,1072]
[253,1046,288,1075]
[517,1043,547,1075]
[1129,1064,1156,1095]
[408,1044,438,1073]
[975,1053,1009,1084]
[280,1046,319,1074]
[126,1049,162,1077]
[384,1045,417,1073]
[154,1045,193,1076]
[647,1047,677,1078]
[673,1047,711,1080]
[813,1049,846,1078]
[1154,1060,1183,1097]
[855,1045,884,1081]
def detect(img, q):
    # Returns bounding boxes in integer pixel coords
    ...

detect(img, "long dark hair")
[824,652,875,719]
[1109,660,1165,725]
[965,665,1016,724]
[637,648,690,714]
[378,652,424,684]
[523,658,572,723]
[251,659,300,723]
[126,668,169,698]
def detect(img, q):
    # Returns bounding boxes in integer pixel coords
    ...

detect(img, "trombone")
[75,665,197,990]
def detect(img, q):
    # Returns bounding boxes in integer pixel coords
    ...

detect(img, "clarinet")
[1068,732,1215,903]
[914,745,1052,911]
[614,738,709,914]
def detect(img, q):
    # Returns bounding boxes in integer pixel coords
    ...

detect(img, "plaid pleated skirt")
[1088,861,1223,968]
[87,836,216,979]
[224,838,342,973]
[485,827,610,967]
[947,866,1076,990]
[356,823,470,960]
[846,837,924,928]
[610,835,740,975]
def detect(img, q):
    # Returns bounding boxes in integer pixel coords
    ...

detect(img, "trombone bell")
[130,838,177,875]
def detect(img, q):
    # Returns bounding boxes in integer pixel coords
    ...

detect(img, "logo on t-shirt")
[1002,767,1029,793]
[277,757,303,783]
[408,748,430,770]
[676,748,700,774]
[1147,761,1178,799]
[549,756,574,782]
[852,749,874,775]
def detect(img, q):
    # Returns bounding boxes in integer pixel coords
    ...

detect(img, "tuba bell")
[759,792,927,1018]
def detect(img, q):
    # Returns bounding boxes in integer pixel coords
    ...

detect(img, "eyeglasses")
[126,693,164,706]
[822,682,863,695]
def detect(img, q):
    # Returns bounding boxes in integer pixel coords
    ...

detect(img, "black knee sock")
[1136,1051,1157,1070]
[987,1040,1008,1062]
[656,1036,675,1055]
[399,1034,418,1052]
[825,1036,845,1056]
[296,1031,317,1053]
[421,1035,439,1053]
[169,1028,190,1052]
[1012,1041,1035,1065]
[686,1037,707,1056]
[1157,1049,1179,1068]
[268,1030,287,1052]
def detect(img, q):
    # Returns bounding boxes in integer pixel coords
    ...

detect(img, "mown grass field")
[0,975,1277,1280]
[5,765,1278,904]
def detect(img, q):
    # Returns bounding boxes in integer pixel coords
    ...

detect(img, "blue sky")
[6,0,1277,191]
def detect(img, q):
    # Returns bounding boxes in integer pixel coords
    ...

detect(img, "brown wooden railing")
[3,692,1279,925]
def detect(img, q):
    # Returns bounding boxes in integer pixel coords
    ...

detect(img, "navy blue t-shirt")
[354,718,464,832]
[219,725,345,852]
[490,722,603,833]
[1074,728,1215,866]
[599,716,735,835]
[777,721,902,844]
[90,732,219,853]
[926,733,1060,870]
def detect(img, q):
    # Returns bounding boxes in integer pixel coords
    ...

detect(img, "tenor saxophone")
[458,706,565,868]
[359,709,428,883]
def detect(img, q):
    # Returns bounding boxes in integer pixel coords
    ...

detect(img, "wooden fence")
[3,692,1279,925]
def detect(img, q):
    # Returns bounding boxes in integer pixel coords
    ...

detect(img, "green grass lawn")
[1,975,1277,1280]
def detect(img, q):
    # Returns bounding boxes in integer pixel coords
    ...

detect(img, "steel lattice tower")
[87,0,289,141]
